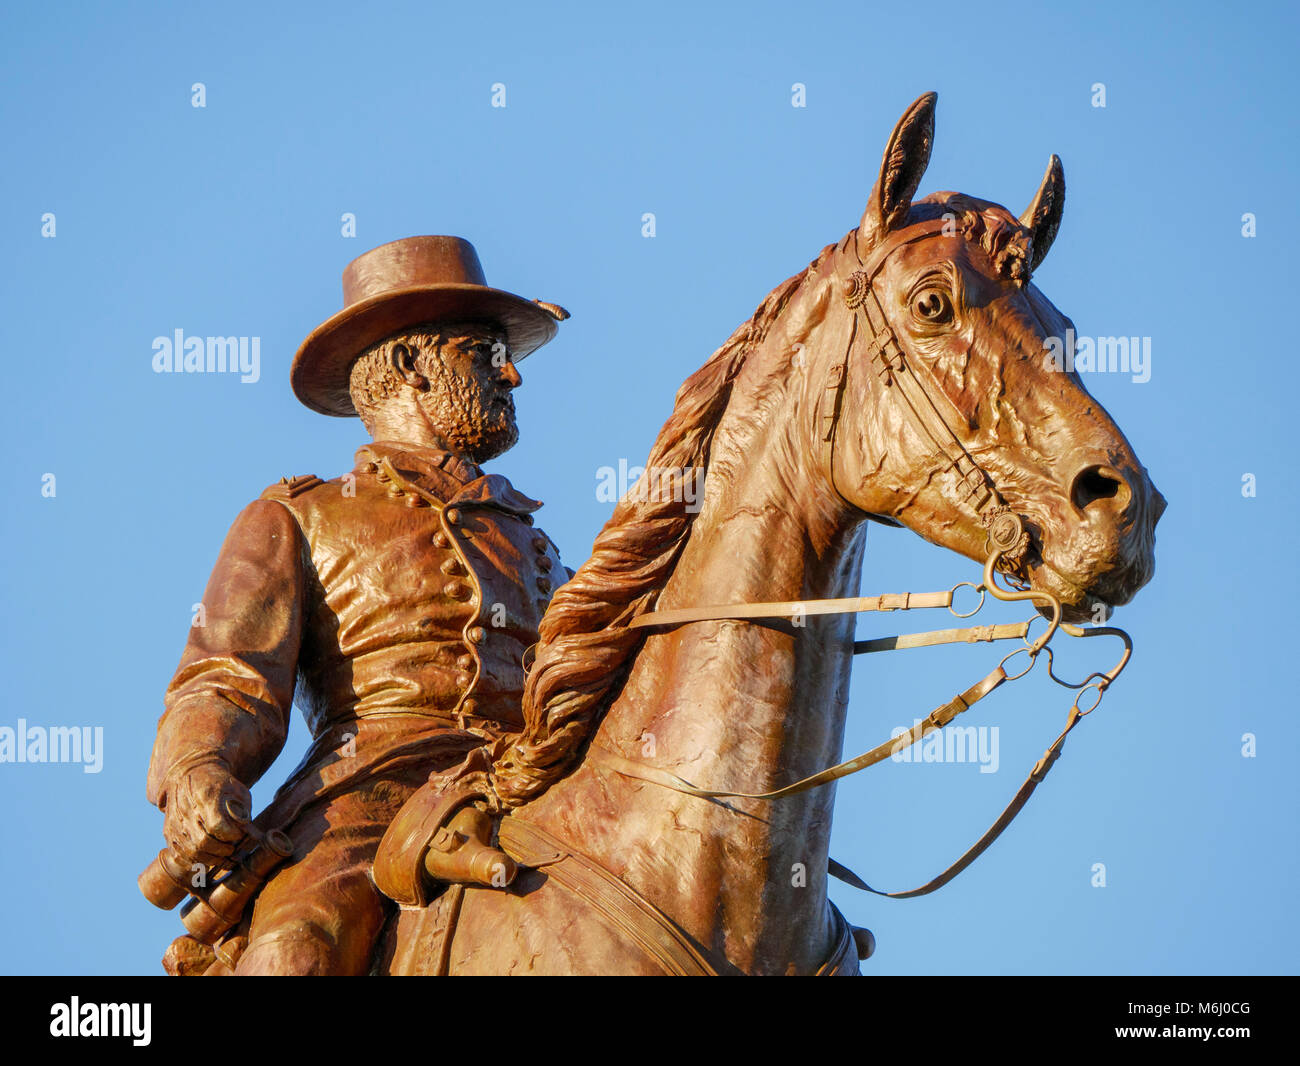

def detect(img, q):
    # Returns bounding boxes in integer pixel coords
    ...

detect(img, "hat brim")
[291,284,559,417]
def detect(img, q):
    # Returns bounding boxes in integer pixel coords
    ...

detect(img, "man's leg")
[236,783,407,976]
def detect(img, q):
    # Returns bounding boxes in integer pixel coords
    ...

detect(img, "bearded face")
[415,325,520,463]
[348,320,525,462]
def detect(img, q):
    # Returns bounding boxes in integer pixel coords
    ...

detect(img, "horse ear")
[858,92,937,253]
[1020,155,1065,272]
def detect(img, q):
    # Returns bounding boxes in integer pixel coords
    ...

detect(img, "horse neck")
[620,377,868,791]
[529,350,869,973]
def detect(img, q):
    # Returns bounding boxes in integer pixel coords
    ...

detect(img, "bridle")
[588,220,1134,899]
[826,217,1032,569]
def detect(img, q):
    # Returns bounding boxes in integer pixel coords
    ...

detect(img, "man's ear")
[390,342,427,389]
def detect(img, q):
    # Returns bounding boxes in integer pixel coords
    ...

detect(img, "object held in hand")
[138,796,295,945]
[138,796,252,910]
[179,828,295,944]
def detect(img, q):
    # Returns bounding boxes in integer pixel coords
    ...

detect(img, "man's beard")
[430,392,518,465]
[467,398,519,463]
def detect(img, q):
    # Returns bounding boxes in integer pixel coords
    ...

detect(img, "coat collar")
[355,442,543,515]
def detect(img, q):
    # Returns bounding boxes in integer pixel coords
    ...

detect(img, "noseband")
[823,218,1031,570]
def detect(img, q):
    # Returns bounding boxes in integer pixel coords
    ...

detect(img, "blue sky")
[1,0,1296,975]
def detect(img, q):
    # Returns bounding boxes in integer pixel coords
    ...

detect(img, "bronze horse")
[381,92,1164,975]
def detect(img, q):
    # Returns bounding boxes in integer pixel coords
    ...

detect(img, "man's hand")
[161,762,252,871]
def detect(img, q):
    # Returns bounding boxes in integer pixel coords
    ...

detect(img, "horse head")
[809,92,1163,622]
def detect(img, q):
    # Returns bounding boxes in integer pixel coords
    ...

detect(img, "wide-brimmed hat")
[291,235,569,417]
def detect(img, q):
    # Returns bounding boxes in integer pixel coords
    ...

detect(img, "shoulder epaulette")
[261,474,325,500]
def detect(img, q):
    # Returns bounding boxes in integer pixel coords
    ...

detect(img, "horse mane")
[492,249,829,808]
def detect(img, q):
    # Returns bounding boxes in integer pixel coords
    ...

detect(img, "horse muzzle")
[1029,462,1164,622]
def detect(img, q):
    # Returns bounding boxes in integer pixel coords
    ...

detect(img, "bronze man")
[146,236,570,975]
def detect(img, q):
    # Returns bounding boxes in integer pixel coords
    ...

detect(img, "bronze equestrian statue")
[142,92,1163,976]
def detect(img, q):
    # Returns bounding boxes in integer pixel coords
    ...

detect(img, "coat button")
[536,556,553,572]
[461,699,478,717]
[444,580,472,600]
[537,576,553,594]
[433,532,450,549]
[440,557,465,576]
[531,535,548,553]
[467,625,486,644]
[456,653,474,670]
[455,672,473,688]
[446,508,462,525]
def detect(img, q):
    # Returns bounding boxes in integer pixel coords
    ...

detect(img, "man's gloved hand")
[161,761,252,871]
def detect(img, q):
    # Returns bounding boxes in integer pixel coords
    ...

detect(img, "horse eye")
[913,289,953,324]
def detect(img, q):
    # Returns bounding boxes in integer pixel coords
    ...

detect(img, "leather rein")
[588,219,1134,899]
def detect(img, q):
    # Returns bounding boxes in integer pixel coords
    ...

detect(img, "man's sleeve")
[146,498,307,808]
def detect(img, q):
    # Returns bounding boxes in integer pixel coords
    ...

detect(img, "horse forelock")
[901,192,1034,283]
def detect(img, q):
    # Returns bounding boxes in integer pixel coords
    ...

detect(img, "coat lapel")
[356,442,542,515]
[447,474,543,515]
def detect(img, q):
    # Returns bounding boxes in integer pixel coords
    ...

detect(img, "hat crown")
[294,233,563,417]
[341,236,487,308]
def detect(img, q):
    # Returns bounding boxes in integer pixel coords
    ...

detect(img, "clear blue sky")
[1,0,1295,975]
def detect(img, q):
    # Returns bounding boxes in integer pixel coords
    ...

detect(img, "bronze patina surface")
[142,94,1162,976]
[142,237,570,974]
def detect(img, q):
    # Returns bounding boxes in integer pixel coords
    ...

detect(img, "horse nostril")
[1071,465,1128,512]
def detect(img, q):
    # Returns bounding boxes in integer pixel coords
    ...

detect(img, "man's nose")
[500,361,522,387]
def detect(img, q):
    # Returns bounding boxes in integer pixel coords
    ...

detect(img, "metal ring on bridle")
[1023,613,1048,650]
[999,646,1037,681]
[948,582,986,618]
[1074,683,1105,715]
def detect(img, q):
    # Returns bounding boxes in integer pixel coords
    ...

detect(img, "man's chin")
[464,421,519,465]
